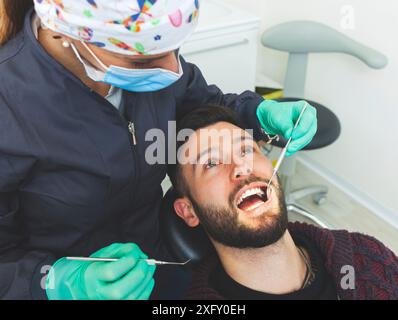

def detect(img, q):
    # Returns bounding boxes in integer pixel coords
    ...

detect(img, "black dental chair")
[160,188,210,264]
[148,187,206,300]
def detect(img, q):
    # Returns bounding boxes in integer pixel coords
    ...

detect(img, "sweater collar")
[288,222,356,299]
[186,222,356,300]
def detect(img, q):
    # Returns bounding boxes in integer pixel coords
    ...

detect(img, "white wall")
[224,0,398,218]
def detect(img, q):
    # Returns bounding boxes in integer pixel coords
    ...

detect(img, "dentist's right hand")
[45,243,156,300]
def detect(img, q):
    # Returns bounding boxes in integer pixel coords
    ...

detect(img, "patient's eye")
[241,145,254,157]
[205,159,220,169]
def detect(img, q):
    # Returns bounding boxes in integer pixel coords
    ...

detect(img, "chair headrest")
[160,188,212,264]
[261,21,388,69]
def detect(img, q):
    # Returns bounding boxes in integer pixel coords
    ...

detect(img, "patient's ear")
[173,198,200,227]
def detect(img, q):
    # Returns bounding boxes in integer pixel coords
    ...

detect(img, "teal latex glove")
[256,100,317,157]
[45,243,156,300]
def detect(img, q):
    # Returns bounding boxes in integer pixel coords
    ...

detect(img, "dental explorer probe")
[66,256,192,266]
[266,102,309,192]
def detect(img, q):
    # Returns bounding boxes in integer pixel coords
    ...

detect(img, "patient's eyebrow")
[233,135,255,144]
[195,147,217,164]
[194,135,255,164]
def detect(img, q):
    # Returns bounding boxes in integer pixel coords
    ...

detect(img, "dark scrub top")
[0,9,264,299]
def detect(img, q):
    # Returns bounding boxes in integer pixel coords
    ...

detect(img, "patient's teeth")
[238,186,267,206]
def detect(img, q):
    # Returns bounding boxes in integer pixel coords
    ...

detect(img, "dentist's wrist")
[256,99,280,141]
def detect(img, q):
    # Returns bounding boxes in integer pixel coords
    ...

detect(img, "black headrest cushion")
[160,188,212,264]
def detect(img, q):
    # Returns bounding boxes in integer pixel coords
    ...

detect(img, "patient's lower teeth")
[246,201,263,211]
[238,194,264,211]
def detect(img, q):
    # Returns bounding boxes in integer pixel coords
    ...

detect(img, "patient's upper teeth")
[237,185,269,207]
[238,187,265,205]
[242,189,253,199]
[257,188,265,196]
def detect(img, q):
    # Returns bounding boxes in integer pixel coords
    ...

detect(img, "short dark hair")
[168,105,247,197]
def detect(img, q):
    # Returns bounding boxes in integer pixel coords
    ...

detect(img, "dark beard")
[188,176,288,249]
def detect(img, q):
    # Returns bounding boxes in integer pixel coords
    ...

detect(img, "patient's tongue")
[238,194,264,211]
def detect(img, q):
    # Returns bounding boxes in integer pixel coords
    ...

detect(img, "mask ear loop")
[67,40,107,74]
[174,55,184,76]
[68,41,88,66]
[79,41,109,71]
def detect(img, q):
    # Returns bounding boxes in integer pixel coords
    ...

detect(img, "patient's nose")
[232,159,253,181]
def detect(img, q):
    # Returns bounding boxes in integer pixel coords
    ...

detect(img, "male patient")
[168,105,398,300]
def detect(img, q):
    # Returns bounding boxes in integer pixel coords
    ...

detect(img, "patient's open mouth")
[236,183,270,212]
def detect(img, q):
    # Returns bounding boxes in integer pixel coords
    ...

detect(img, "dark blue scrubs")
[0,9,264,299]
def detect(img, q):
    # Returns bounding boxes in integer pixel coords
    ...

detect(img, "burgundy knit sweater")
[185,222,398,300]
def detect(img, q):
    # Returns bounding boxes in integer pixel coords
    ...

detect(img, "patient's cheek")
[257,156,274,176]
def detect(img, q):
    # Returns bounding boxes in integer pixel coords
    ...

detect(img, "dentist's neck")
[213,231,308,295]
[38,28,111,97]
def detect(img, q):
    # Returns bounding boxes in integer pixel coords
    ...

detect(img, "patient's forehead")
[180,122,255,164]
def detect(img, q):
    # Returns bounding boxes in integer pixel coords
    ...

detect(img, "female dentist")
[0,0,317,300]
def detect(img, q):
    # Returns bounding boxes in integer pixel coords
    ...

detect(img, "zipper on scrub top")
[128,121,137,145]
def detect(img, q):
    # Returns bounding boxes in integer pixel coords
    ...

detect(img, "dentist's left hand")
[256,100,317,157]
[45,243,156,300]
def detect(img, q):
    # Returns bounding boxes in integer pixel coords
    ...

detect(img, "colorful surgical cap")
[33,0,200,55]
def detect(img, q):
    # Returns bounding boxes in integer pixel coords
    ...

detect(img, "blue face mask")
[70,41,183,92]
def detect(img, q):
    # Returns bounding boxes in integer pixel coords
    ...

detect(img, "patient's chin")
[233,215,287,248]
[239,208,281,231]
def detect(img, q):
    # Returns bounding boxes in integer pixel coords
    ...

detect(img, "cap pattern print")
[34,0,200,55]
